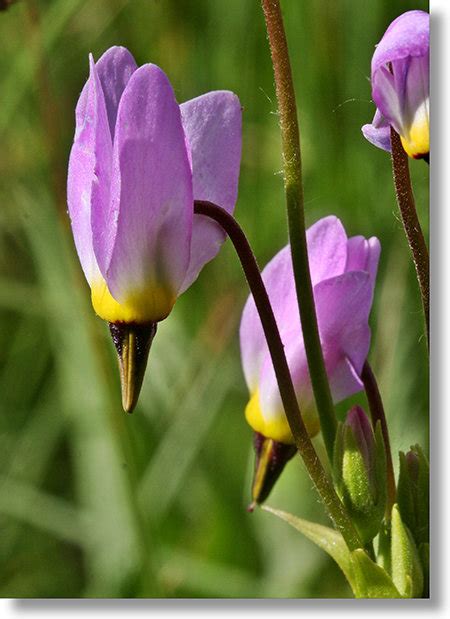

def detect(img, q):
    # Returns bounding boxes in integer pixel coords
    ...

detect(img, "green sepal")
[391,504,424,598]
[262,505,402,598]
[333,416,386,544]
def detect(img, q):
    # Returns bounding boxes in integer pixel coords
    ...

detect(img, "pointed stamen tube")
[108,321,157,413]
[250,432,296,507]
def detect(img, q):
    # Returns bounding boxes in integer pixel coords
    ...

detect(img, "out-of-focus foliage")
[0,0,428,598]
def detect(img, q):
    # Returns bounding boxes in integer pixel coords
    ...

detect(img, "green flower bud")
[333,406,387,544]
[391,504,424,598]
[397,444,429,547]
[397,444,429,596]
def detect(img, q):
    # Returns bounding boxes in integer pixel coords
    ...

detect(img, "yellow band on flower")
[245,390,320,444]
[401,113,429,159]
[91,278,176,324]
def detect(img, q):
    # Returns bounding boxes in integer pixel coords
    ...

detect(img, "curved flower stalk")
[67,46,241,410]
[240,216,380,503]
[362,10,429,161]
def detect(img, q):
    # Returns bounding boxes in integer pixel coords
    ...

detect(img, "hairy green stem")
[194,200,362,551]
[390,128,429,346]
[361,361,396,518]
[261,0,337,460]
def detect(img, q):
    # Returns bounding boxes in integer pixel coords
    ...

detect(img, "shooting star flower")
[68,46,241,410]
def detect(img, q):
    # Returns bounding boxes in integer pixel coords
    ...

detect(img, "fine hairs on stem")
[260,0,338,462]
[390,127,429,346]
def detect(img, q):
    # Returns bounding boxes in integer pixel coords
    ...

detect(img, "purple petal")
[258,336,311,426]
[361,109,392,152]
[67,55,112,285]
[240,216,354,391]
[75,47,137,144]
[240,217,379,400]
[346,236,381,283]
[370,11,429,154]
[314,271,373,383]
[97,64,193,302]
[94,46,138,139]
[240,245,299,392]
[306,216,348,286]
[372,64,405,136]
[328,356,364,403]
[179,91,242,293]
[372,11,429,76]
[256,331,322,438]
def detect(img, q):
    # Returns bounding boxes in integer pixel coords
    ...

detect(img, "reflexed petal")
[254,333,319,441]
[327,353,365,403]
[346,236,381,283]
[95,46,138,139]
[371,10,429,76]
[179,91,242,292]
[240,216,351,391]
[314,271,373,379]
[67,55,112,285]
[372,65,403,136]
[95,64,193,304]
[259,337,310,416]
[240,245,299,391]
[306,216,348,286]
[361,110,392,152]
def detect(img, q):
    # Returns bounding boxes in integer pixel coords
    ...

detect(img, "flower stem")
[361,361,396,518]
[194,200,362,551]
[390,128,429,346]
[260,0,337,461]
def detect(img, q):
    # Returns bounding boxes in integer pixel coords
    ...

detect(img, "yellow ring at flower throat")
[245,390,320,444]
[401,115,429,160]
[91,278,176,324]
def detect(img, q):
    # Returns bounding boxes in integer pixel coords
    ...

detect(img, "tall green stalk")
[260,0,337,461]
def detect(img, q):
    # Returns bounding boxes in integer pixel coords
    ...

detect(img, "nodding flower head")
[68,46,242,410]
[362,10,429,161]
[240,215,380,444]
[240,216,380,503]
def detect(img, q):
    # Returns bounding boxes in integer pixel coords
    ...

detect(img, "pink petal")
[346,236,381,283]
[99,64,193,302]
[179,91,242,293]
[258,333,311,420]
[94,46,138,139]
[67,55,112,286]
[239,245,299,391]
[361,110,392,152]
[371,10,429,76]
[306,216,348,286]
[314,271,373,382]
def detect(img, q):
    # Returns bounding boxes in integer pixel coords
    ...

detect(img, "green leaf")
[263,505,402,598]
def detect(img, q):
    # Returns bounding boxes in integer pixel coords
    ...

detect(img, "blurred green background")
[0,0,429,598]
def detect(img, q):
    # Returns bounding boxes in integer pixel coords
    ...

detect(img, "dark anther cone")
[108,321,157,413]
[249,432,297,509]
